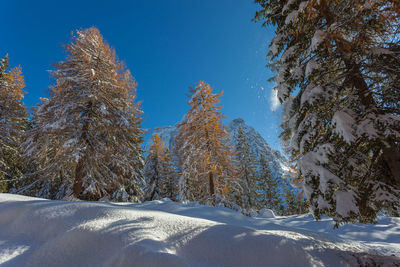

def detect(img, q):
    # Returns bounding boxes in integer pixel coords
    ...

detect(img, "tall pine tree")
[22,28,144,201]
[176,81,238,205]
[144,134,178,201]
[255,0,400,224]
[258,154,283,214]
[282,185,308,216]
[234,125,259,212]
[0,55,28,192]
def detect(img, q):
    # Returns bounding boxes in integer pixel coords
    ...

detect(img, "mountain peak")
[146,118,291,183]
[231,118,245,125]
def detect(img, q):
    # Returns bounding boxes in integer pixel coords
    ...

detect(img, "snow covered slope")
[145,118,290,181]
[0,193,399,267]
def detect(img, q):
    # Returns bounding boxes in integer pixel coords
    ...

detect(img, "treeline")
[0,27,305,216]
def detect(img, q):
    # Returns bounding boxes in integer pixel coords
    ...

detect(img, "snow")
[305,59,318,78]
[334,190,359,218]
[0,193,399,266]
[258,208,275,218]
[269,89,280,111]
[282,0,296,13]
[285,10,298,25]
[300,84,324,105]
[269,34,284,56]
[332,110,356,143]
[311,30,326,51]
[370,47,394,55]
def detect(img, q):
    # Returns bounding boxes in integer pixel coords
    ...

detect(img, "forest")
[1,0,399,227]
[1,1,400,266]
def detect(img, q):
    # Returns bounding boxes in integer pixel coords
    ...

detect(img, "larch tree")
[22,27,145,201]
[234,125,259,212]
[144,133,178,201]
[258,154,283,214]
[254,0,400,223]
[0,55,28,192]
[175,81,238,205]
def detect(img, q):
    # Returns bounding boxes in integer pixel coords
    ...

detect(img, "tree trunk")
[209,171,215,198]
[73,157,84,198]
[382,145,400,189]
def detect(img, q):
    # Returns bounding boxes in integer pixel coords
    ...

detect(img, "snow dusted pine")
[144,134,178,201]
[21,28,145,201]
[258,153,284,214]
[0,55,28,192]
[234,125,259,213]
[254,0,400,224]
[175,81,238,206]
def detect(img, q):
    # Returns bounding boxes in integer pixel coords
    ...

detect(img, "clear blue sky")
[1,0,282,150]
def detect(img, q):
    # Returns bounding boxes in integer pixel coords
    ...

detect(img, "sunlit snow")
[0,193,399,266]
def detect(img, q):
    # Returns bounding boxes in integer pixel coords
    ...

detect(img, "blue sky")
[1,0,282,150]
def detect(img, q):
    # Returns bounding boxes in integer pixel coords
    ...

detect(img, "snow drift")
[0,193,399,266]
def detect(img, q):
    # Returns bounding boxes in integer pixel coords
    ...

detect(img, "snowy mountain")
[1,193,399,266]
[145,118,291,182]
[226,118,291,181]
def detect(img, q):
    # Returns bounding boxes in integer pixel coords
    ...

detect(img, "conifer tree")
[0,55,28,192]
[175,81,238,205]
[161,148,178,200]
[144,134,177,201]
[255,0,400,223]
[258,154,283,214]
[22,28,144,201]
[283,185,308,216]
[234,125,259,211]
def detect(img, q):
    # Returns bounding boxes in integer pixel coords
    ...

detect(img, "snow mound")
[258,208,275,218]
[0,193,399,267]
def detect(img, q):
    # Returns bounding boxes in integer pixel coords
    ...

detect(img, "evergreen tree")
[175,81,238,205]
[234,125,259,212]
[0,55,28,192]
[22,28,144,201]
[283,185,308,216]
[144,134,178,201]
[255,0,400,224]
[161,148,178,200]
[258,154,283,214]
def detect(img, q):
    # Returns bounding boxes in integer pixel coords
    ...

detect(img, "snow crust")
[0,193,399,266]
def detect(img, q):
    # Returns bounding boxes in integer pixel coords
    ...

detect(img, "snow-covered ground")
[0,193,399,266]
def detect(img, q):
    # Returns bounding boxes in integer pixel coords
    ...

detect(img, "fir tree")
[144,134,177,201]
[0,55,28,192]
[258,154,283,214]
[22,28,144,201]
[161,148,178,200]
[255,0,400,224]
[175,81,238,205]
[234,125,259,212]
[283,185,308,216]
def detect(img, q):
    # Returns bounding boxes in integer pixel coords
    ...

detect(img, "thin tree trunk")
[382,146,400,189]
[209,171,215,198]
[73,157,84,198]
